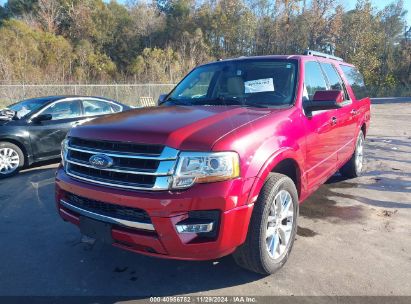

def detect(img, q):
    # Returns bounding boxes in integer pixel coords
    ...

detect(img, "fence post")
[115,84,119,101]
[74,84,77,95]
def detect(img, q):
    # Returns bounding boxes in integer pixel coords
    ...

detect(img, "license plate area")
[79,216,113,244]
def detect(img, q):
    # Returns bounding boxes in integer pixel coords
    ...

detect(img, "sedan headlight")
[172,152,240,189]
[61,138,69,167]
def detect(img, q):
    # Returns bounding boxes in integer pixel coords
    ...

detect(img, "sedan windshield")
[166,59,298,108]
[8,98,48,118]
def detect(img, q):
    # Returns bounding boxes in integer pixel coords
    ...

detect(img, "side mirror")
[32,113,52,123]
[304,90,344,113]
[158,94,168,104]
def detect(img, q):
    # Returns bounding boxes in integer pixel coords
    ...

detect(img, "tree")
[4,0,37,16]
[36,0,61,33]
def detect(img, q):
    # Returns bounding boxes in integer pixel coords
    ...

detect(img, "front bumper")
[56,167,255,260]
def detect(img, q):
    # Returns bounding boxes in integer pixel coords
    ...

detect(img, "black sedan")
[0,95,130,178]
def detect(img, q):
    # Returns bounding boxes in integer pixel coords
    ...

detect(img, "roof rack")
[303,49,344,62]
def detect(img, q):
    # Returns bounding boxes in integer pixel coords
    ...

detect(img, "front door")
[302,61,340,189]
[321,62,357,164]
[28,99,83,160]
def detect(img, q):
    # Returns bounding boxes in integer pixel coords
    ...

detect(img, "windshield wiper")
[163,98,193,106]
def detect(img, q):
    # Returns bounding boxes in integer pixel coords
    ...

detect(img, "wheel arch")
[0,137,30,166]
[247,148,304,205]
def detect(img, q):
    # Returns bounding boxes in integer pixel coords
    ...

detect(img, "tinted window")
[42,100,81,120]
[304,61,327,100]
[321,63,348,100]
[321,63,343,91]
[340,65,368,100]
[83,99,115,116]
[167,60,298,107]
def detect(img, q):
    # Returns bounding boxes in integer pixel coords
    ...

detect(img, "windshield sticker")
[244,78,275,93]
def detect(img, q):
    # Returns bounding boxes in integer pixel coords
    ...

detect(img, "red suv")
[56,51,370,274]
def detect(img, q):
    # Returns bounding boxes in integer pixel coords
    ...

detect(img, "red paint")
[56,55,371,260]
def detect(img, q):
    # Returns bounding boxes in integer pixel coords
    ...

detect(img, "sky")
[0,0,410,26]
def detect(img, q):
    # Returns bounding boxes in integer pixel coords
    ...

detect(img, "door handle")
[351,109,358,116]
[331,116,337,126]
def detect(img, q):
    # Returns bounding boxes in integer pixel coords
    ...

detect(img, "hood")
[69,106,276,150]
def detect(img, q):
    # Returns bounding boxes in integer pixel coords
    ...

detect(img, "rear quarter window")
[340,65,368,100]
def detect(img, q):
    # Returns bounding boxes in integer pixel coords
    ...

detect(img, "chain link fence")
[0,84,176,108]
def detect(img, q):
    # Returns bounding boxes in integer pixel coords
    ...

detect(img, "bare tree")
[37,0,61,33]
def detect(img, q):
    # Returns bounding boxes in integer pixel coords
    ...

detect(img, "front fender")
[246,147,306,205]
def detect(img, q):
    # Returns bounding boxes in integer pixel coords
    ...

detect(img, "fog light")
[176,222,214,233]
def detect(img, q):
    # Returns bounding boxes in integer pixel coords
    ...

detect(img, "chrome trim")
[66,171,171,191]
[175,222,214,233]
[65,139,179,191]
[66,159,176,176]
[67,145,179,160]
[60,199,155,231]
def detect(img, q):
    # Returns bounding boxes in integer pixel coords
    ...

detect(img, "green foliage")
[4,0,37,16]
[0,0,409,96]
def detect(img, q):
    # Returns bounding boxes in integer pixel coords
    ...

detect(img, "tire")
[340,131,365,178]
[233,173,299,274]
[0,142,24,179]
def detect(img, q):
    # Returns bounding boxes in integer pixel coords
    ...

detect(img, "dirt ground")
[0,98,410,297]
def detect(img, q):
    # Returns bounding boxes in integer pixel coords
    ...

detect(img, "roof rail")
[303,49,344,62]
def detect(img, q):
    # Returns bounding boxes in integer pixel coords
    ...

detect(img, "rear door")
[320,62,356,164]
[28,99,83,160]
[302,61,339,189]
[339,64,370,127]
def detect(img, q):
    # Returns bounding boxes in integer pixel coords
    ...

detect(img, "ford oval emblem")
[89,154,113,169]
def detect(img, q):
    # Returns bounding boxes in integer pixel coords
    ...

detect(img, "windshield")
[166,59,298,107]
[7,98,47,118]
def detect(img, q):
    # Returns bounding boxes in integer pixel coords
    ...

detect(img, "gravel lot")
[0,98,410,297]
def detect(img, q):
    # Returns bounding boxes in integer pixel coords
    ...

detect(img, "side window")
[304,61,328,100]
[340,65,368,100]
[320,63,348,100]
[83,99,115,116]
[42,100,81,120]
[110,103,122,112]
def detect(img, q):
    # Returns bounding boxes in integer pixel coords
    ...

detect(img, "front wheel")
[0,142,24,179]
[233,173,298,274]
[340,131,365,178]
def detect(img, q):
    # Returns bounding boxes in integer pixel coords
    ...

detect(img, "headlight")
[172,152,240,189]
[61,138,69,167]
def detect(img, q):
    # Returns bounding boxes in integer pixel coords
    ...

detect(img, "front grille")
[68,150,160,171]
[66,192,151,223]
[70,137,163,155]
[65,137,179,190]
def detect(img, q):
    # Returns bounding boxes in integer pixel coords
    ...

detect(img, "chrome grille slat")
[67,145,178,160]
[66,159,175,176]
[65,137,178,191]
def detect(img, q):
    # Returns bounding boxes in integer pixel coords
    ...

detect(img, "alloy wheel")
[0,148,20,175]
[266,189,294,259]
[355,134,364,173]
